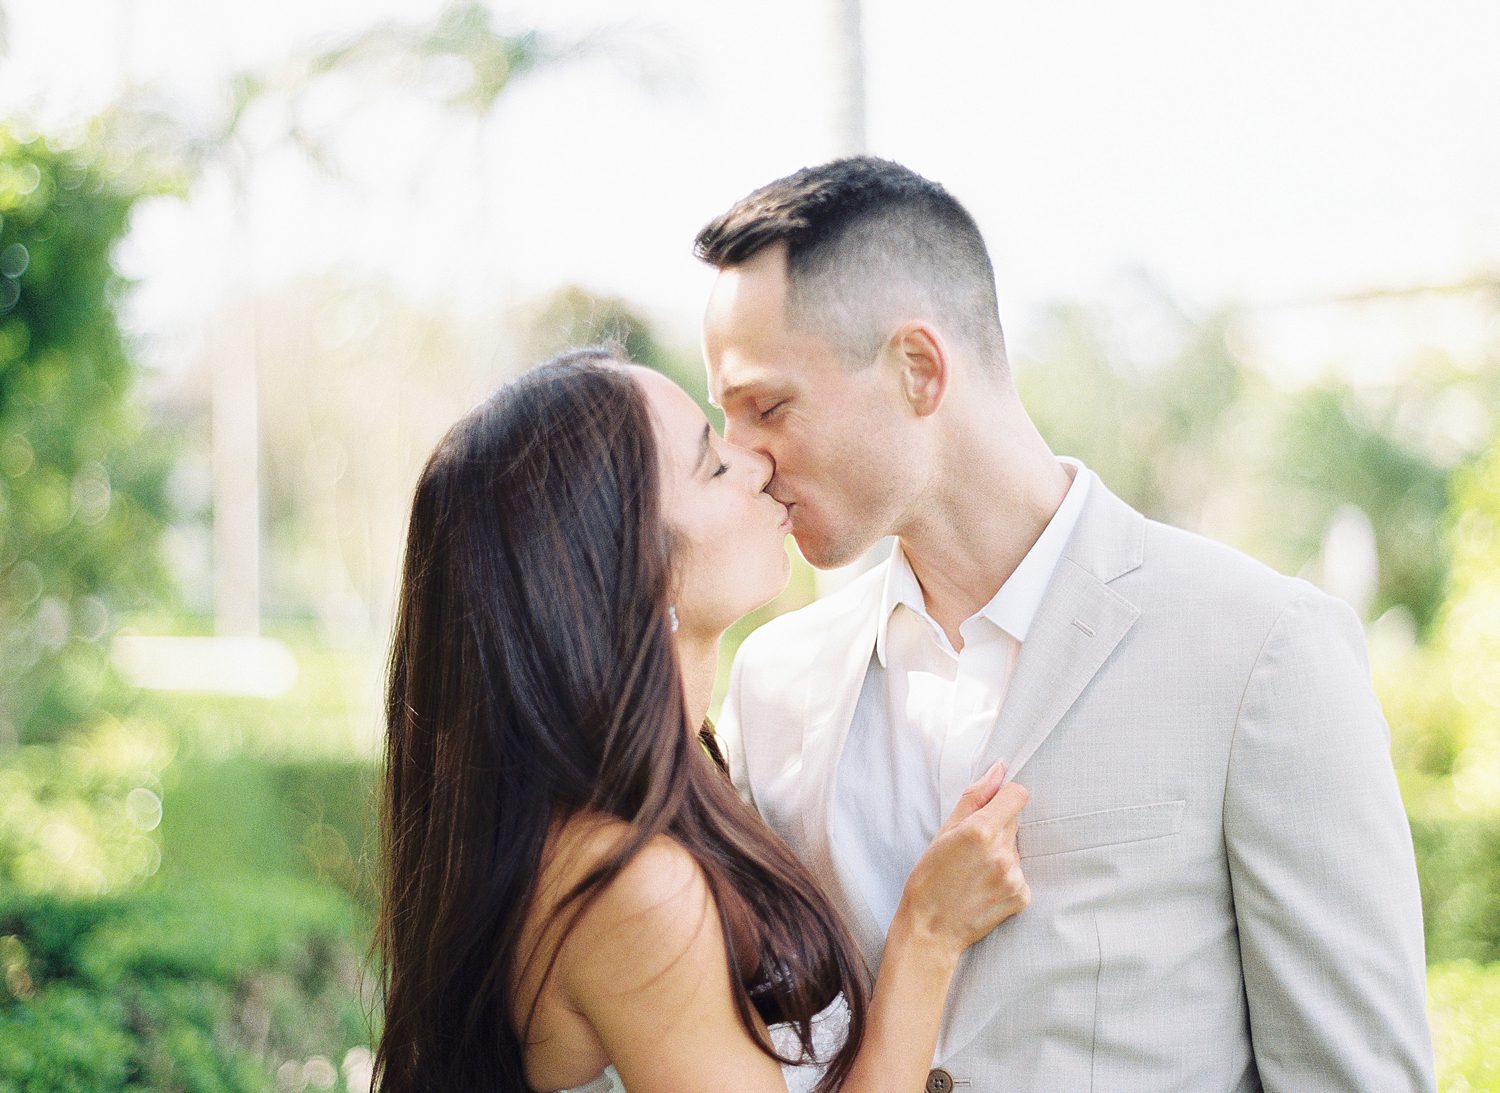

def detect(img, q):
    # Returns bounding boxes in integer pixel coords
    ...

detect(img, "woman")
[375,348,1030,1092]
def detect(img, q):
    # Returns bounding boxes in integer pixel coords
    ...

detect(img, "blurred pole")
[832,0,867,156]
[816,0,878,599]
[211,168,262,637]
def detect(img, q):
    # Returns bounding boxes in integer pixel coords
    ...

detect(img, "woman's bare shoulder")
[541,814,719,997]
[542,813,692,892]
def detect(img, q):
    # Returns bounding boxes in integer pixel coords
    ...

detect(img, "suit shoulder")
[1141,519,1305,601]
[735,562,886,666]
[1134,518,1354,633]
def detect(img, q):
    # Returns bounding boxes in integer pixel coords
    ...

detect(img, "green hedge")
[1429,960,1500,1092]
[1412,816,1500,966]
[157,758,379,911]
[0,880,373,1092]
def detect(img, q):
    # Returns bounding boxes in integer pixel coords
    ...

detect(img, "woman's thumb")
[947,759,1007,824]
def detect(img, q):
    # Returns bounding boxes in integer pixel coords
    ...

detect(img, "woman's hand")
[835,762,1031,1092]
[897,760,1031,954]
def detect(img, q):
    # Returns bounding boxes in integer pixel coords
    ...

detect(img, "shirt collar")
[875,541,928,667]
[875,458,1092,667]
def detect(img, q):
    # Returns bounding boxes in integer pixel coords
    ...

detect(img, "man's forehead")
[704,248,793,338]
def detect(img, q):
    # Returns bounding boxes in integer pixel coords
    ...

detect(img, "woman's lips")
[778,501,793,531]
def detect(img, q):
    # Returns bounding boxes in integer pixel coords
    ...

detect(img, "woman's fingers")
[901,767,1033,951]
[962,780,1030,927]
[974,779,1030,831]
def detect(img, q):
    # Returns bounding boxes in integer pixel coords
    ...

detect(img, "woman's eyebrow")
[695,423,713,472]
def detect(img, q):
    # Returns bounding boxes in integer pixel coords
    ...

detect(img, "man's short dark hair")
[694,157,1005,368]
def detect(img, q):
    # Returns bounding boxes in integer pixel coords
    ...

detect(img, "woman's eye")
[711,460,729,479]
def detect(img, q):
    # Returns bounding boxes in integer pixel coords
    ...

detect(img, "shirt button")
[925,1069,954,1093]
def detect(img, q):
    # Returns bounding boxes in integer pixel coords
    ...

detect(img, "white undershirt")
[829,460,1092,932]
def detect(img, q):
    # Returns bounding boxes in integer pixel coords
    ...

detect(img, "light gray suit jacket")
[719,473,1433,1091]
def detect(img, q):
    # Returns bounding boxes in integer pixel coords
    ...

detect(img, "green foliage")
[1428,961,1500,1092]
[1438,441,1500,792]
[0,986,136,1092]
[0,881,372,1093]
[309,2,554,114]
[1273,386,1453,631]
[0,619,377,905]
[1412,817,1500,965]
[157,758,378,910]
[0,719,172,897]
[0,635,379,1087]
[0,127,173,747]
[1384,646,1472,788]
[1380,434,1500,819]
[1016,294,1477,635]
[1018,299,1253,530]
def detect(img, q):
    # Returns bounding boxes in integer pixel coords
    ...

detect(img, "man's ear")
[889,321,948,416]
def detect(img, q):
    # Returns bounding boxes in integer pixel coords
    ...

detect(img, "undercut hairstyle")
[375,349,869,1093]
[694,157,1007,370]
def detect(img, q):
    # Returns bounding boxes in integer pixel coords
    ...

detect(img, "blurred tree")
[0,127,172,747]
[1271,383,1455,632]
[244,276,501,637]
[1017,282,1484,632]
[1430,436,1500,810]
[522,284,712,409]
[1017,294,1254,531]
[87,2,658,638]
[1378,428,1500,963]
[163,282,709,652]
[303,3,559,114]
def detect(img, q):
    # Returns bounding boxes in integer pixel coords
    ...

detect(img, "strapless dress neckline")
[549,992,850,1093]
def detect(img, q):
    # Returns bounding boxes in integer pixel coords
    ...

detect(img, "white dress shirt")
[829,460,1092,932]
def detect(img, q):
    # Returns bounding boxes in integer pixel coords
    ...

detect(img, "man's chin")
[791,527,866,572]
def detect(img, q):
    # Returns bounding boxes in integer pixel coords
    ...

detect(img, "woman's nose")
[740,445,775,492]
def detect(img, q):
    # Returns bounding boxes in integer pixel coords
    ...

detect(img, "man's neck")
[897,429,1072,650]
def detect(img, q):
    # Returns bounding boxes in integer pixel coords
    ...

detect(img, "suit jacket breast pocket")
[1017,800,1185,859]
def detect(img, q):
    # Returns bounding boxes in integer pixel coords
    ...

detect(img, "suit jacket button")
[925,1069,954,1093]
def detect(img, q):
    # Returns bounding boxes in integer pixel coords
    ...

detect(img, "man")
[699,158,1433,1091]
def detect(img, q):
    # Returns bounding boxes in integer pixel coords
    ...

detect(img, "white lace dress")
[552,993,850,1093]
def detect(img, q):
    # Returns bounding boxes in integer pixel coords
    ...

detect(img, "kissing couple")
[372,158,1434,1092]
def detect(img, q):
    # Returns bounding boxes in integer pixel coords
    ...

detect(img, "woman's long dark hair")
[374,349,869,1092]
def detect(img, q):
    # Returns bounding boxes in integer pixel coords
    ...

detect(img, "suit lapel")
[941,477,1146,1059]
[978,479,1145,784]
[789,480,1149,1008]
[977,559,1140,784]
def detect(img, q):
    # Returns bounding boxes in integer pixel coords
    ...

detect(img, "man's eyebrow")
[715,379,768,406]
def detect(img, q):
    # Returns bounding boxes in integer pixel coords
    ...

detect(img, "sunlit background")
[1,0,1497,1089]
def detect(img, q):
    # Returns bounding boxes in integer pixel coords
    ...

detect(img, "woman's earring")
[668,604,679,633]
